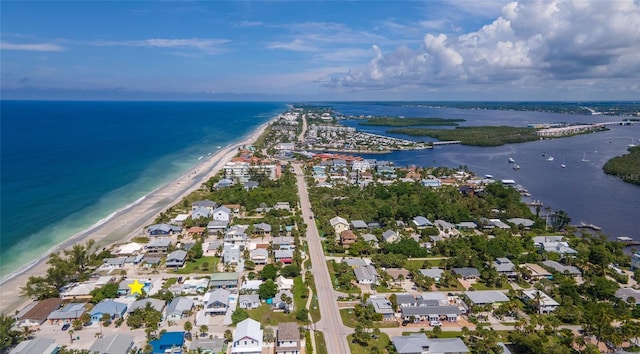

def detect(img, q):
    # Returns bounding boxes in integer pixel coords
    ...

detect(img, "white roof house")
[354,265,378,285]
[522,290,559,313]
[392,334,470,354]
[412,216,433,228]
[89,333,134,354]
[231,318,263,354]
[10,338,59,354]
[329,216,349,236]
[382,230,398,243]
[116,242,143,255]
[464,290,510,305]
[533,236,577,255]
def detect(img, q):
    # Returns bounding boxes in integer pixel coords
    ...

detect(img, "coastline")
[0,118,275,315]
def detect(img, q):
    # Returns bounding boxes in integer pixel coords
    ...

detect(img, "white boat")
[546,156,554,161]
[217,145,222,149]
[630,138,637,148]
[513,164,520,170]
[561,163,566,168]
[581,152,589,162]
[197,156,204,160]
[508,157,515,163]
[484,174,494,179]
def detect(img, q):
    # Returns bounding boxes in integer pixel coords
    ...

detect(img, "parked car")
[61,323,70,331]
[430,320,442,327]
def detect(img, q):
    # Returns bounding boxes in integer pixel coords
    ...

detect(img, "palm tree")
[199,325,208,338]
[532,290,544,315]
[68,329,75,343]
[184,321,193,338]
[20,326,35,341]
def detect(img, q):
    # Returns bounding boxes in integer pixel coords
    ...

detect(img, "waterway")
[329,103,640,241]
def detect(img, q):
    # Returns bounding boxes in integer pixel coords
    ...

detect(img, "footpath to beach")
[0,120,273,315]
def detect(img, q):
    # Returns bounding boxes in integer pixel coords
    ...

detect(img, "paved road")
[293,164,352,353]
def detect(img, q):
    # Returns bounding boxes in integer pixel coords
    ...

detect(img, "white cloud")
[328,0,640,96]
[0,41,64,52]
[267,39,318,52]
[90,38,229,54]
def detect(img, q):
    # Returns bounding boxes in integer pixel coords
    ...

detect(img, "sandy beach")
[0,119,273,315]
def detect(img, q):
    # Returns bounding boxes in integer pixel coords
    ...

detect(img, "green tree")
[258,279,278,300]
[184,321,193,336]
[261,264,278,280]
[199,324,208,338]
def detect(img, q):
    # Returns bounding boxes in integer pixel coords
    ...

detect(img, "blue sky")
[2,1,639,101]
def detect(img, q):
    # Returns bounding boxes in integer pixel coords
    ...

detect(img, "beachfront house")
[89,300,127,324]
[203,288,230,316]
[231,318,263,354]
[15,298,63,327]
[192,200,218,213]
[146,223,182,236]
[191,207,212,220]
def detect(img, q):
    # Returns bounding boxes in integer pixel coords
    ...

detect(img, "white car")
[430,320,442,326]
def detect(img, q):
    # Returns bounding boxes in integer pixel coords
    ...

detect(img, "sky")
[1,0,639,101]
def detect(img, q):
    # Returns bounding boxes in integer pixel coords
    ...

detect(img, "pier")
[574,222,602,231]
[616,236,640,247]
[432,140,461,146]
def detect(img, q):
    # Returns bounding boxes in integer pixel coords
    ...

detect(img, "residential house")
[101,257,126,270]
[367,296,395,321]
[329,216,350,236]
[507,218,535,229]
[631,252,640,270]
[150,332,184,354]
[192,200,218,213]
[214,178,234,189]
[89,300,127,323]
[127,298,165,314]
[382,230,398,243]
[9,338,59,354]
[272,290,294,312]
[212,206,232,222]
[456,222,478,230]
[275,249,293,264]
[166,250,188,269]
[89,334,134,354]
[173,214,190,226]
[241,280,263,293]
[522,290,559,313]
[224,225,249,245]
[15,299,63,327]
[362,234,379,248]
[464,291,510,306]
[532,236,577,255]
[541,260,581,276]
[207,220,228,234]
[352,160,370,172]
[223,244,241,265]
[392,333,470,354]
[343,258,370,267]
[419,268,444,283]
[253,223,272,237]
[354,265,379,285]
[210,272,239,289]
[276,322,300,354]
[422,179,442,188]
[395,294,417,308]
[250,248,269,265]
[276,276,294,291]
[350,220,368,231]
[493,258,517,278]
[231,318,263,354]
[238,295,261,309]
[520,263,552,280]
[400,305,462,323]
[272,236,295,250]
[452,267,481,281]
[274,202,291,212]
[173,278,210,295]
[147,224,181,236]
[340,230,357,248]
[412,216,433,229]
[243,181,259,191]
[203,289,230,316]
[145,238,171,255]
[166,297,194,321]
[191,207,212,220]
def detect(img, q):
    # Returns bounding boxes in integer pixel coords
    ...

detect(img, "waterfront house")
[329,216,350,236]
[507,218,535,229]
[192,200,217,213]
[89,333,134,354]
[210,272,239,289]
[392,333,470,354]
[101,257,126,270]
[145,238,171,255]
[147,223,182,236]
[532,236,577,255]
[212,206,232,222]
[340,230,357,248]
[203,288,230,316]
[238,295,261,309]
[522,290,559,313]
[214,178,234,189]
[231,318,263,354]
[276,322,300,354]
[90,300,127,323]
[191,207,212,220]
[166,250,188,269]
[10,338,59,354]
[166,297,194,321]
[15,298,63,327]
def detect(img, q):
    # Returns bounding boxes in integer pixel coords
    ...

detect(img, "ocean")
[0,101,286,280]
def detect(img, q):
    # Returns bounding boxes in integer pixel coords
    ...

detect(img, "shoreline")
[0,118,275,315]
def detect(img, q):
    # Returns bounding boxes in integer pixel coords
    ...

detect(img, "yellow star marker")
[128,279,144,295]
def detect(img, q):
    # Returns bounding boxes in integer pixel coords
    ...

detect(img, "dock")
[616,236,640,246]
[574,222,602,231]
[432,140,461,146]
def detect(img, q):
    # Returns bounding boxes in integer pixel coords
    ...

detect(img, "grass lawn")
[175,256,219,275]
[347,332,390,354]
[314,331,327,354]
[374,285,404,293]
[470,282,511,290]
[326,261,361,294]
[247,304,298,326]
[131,236,149,244]
[340,309,399,328]
[405,258,445,269]
[401,330,463,338]
[307,275,321,323]
[293,276,306,311]
[162,277,177,289]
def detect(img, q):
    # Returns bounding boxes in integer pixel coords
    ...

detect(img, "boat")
[513,164,520,170]
[217,145,222,149]
[581,152,589,162]
[508,157,515,163]
[546,156,554,161]
[484,174,494,179]
[630,138,637,148]
[561,157,566,168]
[197,156,204,160]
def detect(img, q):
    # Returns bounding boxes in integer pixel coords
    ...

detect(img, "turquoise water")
[0,101,286,280]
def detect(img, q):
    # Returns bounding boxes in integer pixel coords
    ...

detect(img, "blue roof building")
[150,331,185,354]
[89,300,127,323]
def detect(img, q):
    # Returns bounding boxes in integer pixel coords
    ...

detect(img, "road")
[293,163,352,353]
